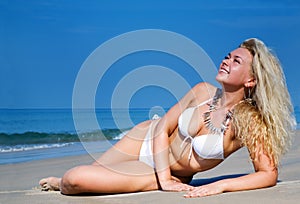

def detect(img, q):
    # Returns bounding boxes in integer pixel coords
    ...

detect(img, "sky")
[1,0,300,109]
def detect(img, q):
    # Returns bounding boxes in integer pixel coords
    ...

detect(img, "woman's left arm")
[184,145,278,197]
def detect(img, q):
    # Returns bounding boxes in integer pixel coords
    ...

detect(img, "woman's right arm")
[152,82,211,191]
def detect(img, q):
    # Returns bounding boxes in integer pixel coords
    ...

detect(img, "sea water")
[0,108,299,165]
[0,108,159,164]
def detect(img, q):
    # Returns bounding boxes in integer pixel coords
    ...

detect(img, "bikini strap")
[195,98,213,108]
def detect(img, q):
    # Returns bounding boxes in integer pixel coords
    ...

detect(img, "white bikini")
[178,98,224,160]
[139,98,225,168]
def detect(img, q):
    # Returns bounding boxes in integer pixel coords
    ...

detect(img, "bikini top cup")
[178,98,224,160]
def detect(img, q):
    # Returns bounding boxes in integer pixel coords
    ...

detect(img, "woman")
[39,38,296,197]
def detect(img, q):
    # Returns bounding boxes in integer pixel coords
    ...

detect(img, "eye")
[224,56,230,60]
[234,58,241,64]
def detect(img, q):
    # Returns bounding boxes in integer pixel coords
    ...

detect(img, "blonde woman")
[40,38,296,197]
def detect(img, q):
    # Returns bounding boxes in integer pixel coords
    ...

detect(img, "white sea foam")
[113,130,129,140]
[0,143,73,153]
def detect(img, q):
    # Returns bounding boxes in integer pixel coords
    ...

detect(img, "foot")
[39,177,61,191]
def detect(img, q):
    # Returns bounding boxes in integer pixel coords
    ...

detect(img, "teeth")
[220,68,229,74]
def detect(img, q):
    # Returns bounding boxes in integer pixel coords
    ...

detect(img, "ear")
[245,78,256,88]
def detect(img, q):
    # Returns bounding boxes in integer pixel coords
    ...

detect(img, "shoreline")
[0,140,118,165]
[0,131,299,203]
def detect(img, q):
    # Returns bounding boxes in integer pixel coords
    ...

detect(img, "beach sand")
[1,131,299,204]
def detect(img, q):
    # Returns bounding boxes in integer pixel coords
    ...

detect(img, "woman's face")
[216,47,254,88]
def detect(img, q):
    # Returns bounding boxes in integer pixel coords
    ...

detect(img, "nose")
[222,58,229,67]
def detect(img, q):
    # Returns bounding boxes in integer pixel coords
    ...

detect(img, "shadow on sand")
[189,174,248,186]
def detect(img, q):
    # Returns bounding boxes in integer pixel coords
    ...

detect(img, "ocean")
[0,108,161,165]
[0,108,299,165]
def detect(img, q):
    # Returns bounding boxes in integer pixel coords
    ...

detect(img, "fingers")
[183,186,221,198]
[184,188,208,198]
[176,184,195,192]
[162,180,195,192]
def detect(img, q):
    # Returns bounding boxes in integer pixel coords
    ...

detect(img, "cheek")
[230,69,250,85]
[235,66,251,80]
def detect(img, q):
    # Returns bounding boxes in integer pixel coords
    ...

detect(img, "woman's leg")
[40,120,156,193]
[60,161,159,195]
[92,120,154,166]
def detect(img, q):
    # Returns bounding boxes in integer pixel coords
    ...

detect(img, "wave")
[0,143,73,153]
[0,129,129,153]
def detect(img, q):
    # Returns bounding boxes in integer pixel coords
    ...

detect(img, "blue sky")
[1,0,300,109]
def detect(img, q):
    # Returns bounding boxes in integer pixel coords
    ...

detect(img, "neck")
[219,86,244,110]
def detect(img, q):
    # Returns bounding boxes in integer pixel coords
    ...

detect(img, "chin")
[215,74,223,83]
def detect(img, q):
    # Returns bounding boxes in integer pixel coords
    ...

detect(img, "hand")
[160,180,195,192]
[184,183,224,198]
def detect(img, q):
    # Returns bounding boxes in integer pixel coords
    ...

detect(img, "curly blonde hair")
[233,38,296,166]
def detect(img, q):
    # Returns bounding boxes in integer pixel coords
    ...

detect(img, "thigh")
[93,120,153,165]
[63,161,159,194]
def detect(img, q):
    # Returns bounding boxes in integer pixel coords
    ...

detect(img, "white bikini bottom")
[138,116,160,168]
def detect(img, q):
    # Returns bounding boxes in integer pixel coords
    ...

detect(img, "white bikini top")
[178,98,224,160]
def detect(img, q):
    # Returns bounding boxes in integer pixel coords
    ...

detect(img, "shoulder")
[177,82,218,108]
[192,82,218,100]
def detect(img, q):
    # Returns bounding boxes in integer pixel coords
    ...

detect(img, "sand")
[1,131,299,204]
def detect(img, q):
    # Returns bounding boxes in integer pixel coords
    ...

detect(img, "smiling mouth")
[220,68,229,74]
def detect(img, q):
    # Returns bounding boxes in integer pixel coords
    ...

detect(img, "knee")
[60,165,88,195]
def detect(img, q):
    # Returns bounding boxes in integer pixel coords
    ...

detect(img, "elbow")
[268,178,277,187]
[270,177,278,187]
[266,167,278,187]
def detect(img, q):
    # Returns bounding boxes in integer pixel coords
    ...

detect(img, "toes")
[39,179,49,191]
[39,178,46,186]
[39,177,60,191]
[41,184,50,191]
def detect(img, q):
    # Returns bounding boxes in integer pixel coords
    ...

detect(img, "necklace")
[203,89,233,135]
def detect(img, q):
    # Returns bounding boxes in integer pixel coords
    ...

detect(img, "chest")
[178,105,241,154]
[179,104,230,137]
